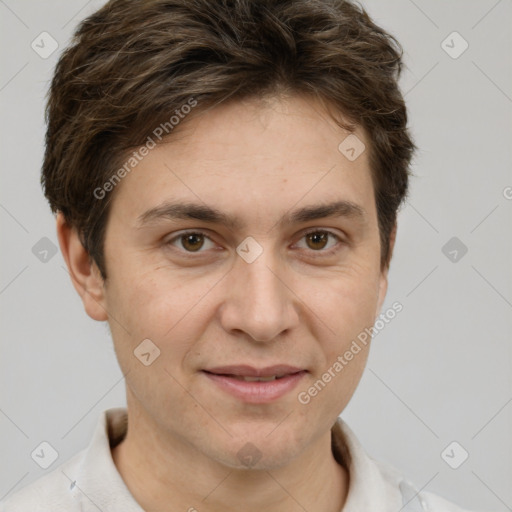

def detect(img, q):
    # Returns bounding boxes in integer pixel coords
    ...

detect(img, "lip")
[202,365,307,404]
[204,364,305,378]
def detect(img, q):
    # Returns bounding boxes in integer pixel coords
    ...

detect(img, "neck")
[111,406,349,512]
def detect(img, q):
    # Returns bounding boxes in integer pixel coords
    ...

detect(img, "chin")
[208,432,304,472]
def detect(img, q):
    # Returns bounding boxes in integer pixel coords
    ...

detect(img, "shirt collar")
[74,408,402,511]
[332,418,403,511]
[72,407,143,512]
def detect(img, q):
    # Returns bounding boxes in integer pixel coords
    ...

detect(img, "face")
[92,95,389,470]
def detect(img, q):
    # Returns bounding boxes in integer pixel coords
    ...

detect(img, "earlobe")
[56,212,108,322]
[375,270,388,318]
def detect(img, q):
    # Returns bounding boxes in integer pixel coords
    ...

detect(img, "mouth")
[201,365,307,403]
[208,374,289,382]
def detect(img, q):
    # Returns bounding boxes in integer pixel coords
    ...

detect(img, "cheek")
[311,266,380,334]
[303,277,377,415]
[307,266,380,393]
[104,271,205,407]
[106,267,220,363]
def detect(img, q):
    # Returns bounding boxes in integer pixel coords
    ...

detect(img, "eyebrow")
[137,199,366,231]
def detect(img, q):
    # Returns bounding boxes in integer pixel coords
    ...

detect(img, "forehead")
[108,95,376,227]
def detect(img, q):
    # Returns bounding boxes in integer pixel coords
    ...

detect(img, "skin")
[57,94,395,512]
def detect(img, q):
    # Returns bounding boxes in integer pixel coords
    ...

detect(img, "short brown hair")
[42,0,415,278]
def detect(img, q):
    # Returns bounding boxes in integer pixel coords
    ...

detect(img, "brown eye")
[305,231,329,251]
[295,229,343,256]
[181,233,205,252]
[166,231,215,253]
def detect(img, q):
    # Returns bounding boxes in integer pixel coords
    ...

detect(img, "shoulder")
[0,450,84,512]
[420,490,485,512]
[334,417,487,512]
[376,460,486,512]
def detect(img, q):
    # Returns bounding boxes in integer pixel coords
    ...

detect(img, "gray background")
[1,0,511,509]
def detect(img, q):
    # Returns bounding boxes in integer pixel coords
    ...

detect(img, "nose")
[218,244,300,343]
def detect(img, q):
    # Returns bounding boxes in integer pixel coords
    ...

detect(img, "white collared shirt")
[0,408,476,511]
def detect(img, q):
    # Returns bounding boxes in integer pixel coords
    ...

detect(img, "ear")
[56,212,108,321]
[375,223,397,318]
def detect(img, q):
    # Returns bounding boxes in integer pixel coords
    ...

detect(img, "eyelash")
[165,228,344,258]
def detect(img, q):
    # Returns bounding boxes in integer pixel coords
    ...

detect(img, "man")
[0,0,481,510]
